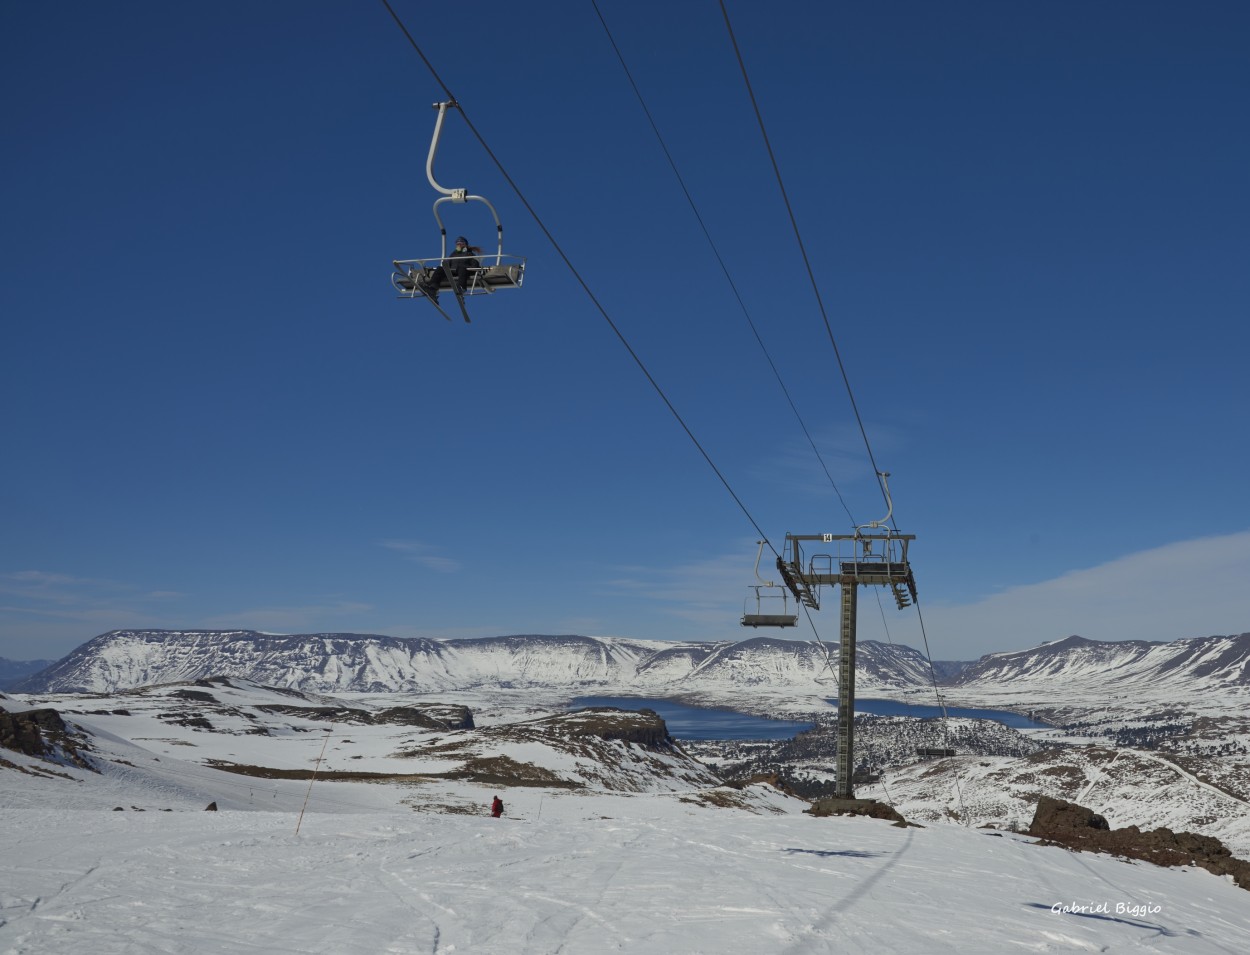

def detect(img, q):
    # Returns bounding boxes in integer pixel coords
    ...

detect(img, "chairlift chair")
[741,540,799,628]
[741,586,799,628]
[391,100,526,320]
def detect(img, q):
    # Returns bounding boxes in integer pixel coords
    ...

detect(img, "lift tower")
[775,528,917,799]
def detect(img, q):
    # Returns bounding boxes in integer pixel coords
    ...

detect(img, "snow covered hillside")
[690,713,1250,860]
[858,744,1250,859]
[4,681,1250,954]
[12,629,937,698]
[1,678,720,799]
[950,633,1250,699]
[16,631,1250,717]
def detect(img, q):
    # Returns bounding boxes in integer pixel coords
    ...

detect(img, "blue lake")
[571,696,814,741]
[836,699,1051,730]
[571,695,1048,740]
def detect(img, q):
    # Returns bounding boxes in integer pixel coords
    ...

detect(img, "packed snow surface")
[3,796,1249,954]
[3,681,1250,954]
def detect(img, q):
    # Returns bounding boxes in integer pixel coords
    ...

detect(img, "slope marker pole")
[296,726,334,835]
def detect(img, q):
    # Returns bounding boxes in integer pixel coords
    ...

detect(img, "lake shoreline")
[571,694,1049,741]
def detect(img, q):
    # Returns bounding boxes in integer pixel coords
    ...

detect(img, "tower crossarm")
[781,532,916,589]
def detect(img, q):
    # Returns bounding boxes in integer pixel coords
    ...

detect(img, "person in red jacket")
[490,795,504,818]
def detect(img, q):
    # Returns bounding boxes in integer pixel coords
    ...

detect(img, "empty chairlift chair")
[741,540,799,628]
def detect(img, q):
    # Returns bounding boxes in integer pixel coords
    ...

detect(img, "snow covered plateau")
[3,629,1250,953]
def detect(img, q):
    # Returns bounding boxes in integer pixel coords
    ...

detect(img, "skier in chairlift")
[420,236,482,303]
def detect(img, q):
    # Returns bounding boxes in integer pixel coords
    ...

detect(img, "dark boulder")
[808,797,907,824]
[1029,796,1109,834]
[0,707,91,768]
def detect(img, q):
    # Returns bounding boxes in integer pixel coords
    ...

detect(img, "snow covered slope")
[858,745,1250,860]
[9,799,1250,955]
[2,678,720,799]
[2,683,1249,955]
[953,633,1250,694]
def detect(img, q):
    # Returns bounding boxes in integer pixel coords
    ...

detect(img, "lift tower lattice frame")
[775,531,917,799]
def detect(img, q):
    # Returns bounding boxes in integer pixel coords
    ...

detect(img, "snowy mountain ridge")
[14,629,1250,704]
[0,656,55,690]
[14,629,936,695]
[952,632,1250,694]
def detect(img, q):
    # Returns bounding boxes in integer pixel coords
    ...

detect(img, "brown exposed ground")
[1029,795,1250,890]
[808,797,908,825]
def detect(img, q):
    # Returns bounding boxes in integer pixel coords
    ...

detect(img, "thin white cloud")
[907,529,1250,659]
[0,603,154,625]
[604,530,1250,658]
[0,571,186,620]
[0,570,125,605]
[601,547,758,630]
[378,539,463,573]
[0,569,379,657]
[756,421,908,517]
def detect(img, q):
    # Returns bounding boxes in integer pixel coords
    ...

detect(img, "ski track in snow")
[3,799,1250,955]
[3,674,1250,953]
[1135,751,1250,808]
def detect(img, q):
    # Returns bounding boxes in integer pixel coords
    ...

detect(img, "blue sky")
[3,1,1248,664]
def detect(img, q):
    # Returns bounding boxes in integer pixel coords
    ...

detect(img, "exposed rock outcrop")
[253,702,474,730]
[1,708,65,758]
[1028,796,1250,890]
[1030,795,1109,832]
[0,707,94,770]
[808,797,907,824]
[563,707,671,747]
